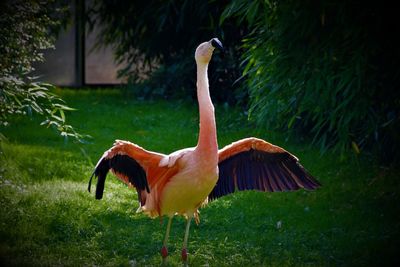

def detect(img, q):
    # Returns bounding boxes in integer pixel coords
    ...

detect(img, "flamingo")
[88,38,321,265]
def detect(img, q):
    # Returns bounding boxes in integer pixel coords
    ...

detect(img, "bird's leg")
[181,217,192,266]
[161,216,173,266]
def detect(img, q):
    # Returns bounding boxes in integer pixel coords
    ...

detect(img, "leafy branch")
[0,0,87,143]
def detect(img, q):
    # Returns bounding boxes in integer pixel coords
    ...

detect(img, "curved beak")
[211,38,224,51]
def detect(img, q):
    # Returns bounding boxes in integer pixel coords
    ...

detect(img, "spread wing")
[209,138,321,200]
[88,140,165,204]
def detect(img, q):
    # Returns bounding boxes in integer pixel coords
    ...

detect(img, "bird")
[88,38,321,266]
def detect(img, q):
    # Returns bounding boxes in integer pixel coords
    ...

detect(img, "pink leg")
[161,216,173,265]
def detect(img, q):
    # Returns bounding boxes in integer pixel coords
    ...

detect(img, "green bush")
[0,0,85,142]
[222,0,400,161]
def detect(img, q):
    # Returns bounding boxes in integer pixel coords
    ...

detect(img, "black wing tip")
[87,157,110,200]
[284,159,322,191]
[95,190,104,199]
[88,172,95,193]
[299,176,322,191]
[88,172,105,199]
[303,176,322,190]
[298,166,322,191]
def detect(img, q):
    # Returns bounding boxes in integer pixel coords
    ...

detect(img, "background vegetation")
[221,0,400,161]
[0,0,84,141]
[89,0,247,104]
[2,0,399,160]
[90,0,400,162]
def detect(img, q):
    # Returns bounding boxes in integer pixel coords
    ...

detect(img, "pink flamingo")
[88,38,320,265]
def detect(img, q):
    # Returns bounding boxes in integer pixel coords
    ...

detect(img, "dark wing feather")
[88,154,149,201]
[209,149,320,200]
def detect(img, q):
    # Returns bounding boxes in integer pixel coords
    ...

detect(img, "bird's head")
[195,38,223,64]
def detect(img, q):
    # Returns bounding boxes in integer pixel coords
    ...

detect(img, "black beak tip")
[211,38,224,51]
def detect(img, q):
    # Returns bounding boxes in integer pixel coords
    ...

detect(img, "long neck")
[195,62,218,157]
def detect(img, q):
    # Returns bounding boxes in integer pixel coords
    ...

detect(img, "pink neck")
[195,62,218,157]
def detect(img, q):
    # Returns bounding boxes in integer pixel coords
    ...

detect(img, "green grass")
[1,89,399,266]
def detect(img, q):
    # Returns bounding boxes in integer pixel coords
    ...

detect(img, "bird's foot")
[161,246,168,265]
[181,248,188,266]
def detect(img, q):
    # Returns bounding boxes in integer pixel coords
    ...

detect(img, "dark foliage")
[88,0,248,104]
[222,0,400,162]
[89,0,399,161]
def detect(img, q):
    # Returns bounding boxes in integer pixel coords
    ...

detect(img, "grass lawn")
[1,88,399,266]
